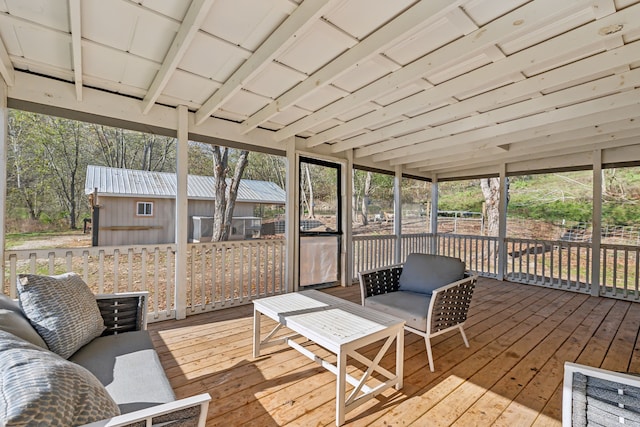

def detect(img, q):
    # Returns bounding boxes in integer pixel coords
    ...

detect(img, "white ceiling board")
[336,102,378,123]
[277,18,357,75]
[383,16,460,66]
[462,0,529,26]
[138,0,190,21]
[307,118,343,134]
[81,0,138,51]
[324,0,417,40]
[499,6,598,55]
[163,70,220,105]
[15,25,71,70]
[200,0,295,51]
[5,0,68,32]
[179,32,250,82]
[219,89,270,118]
[244,61,306,99]
[331,56,392,92]
[373,82,424,107]
[294,84,349,111]
[128,9,180,63]
[269,104,310,127]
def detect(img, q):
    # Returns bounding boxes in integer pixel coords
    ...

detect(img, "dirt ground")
[9,233,92,250]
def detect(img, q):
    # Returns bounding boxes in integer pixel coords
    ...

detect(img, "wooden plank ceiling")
[1,0,639,179]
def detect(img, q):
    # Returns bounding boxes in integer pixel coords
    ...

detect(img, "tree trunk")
[211,147,229,242]
[221,150,249,240]
[480,177,500,236]
[361,171,372,225]
[211,147,250,241]
[304,164,315,219]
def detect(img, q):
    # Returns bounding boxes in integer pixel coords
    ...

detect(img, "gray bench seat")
[70,330,176,414]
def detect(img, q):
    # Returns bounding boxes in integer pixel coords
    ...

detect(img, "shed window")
[136,201,153,216]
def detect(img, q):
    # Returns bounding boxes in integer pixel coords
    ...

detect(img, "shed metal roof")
[85,165,286,204]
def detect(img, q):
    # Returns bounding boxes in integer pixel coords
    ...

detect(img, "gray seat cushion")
[399,254,465,294]
[365,291,431,332]
[70,330,176,414]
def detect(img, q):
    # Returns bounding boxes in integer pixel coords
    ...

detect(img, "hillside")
[438,168,640,228]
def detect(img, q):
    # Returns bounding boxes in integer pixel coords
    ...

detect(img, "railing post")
[430,175,438,255]
[394,166,402,264]
[174,105,189,320]
[498,164,508,281]
[0,81,7,295]
[591,149,602,296]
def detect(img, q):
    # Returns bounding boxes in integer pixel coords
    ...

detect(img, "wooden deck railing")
[4,244,177,321]
[504,238,593,294]
[3,239,286,322]
[4,235,638,320]
[187,239,286,314]
[601,243,640,300]
[351,233,639,302]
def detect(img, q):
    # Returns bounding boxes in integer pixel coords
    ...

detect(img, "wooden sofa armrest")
[81,393,211,427]
[358,264,403,304]
[95,291,148,335]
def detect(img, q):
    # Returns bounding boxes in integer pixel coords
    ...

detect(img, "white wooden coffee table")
[253,290,405,426]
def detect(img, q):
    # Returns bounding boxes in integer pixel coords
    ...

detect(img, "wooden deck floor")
[148,278,640,426]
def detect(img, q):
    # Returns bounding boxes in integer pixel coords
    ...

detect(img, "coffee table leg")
[253,307,261,358]
[336,350,347,426]
[396,327,404,389]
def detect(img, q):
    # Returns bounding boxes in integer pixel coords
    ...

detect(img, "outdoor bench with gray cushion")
[358,253,478,372]
[563,361,640,426]
[0,272,210,426]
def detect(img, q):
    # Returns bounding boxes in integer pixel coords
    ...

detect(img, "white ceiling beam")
[277,0,544,146]
[403,102,640,171]
[9,71,284,153]
[142,0,216,115]
[299,0,615,147]
[240,0,464,134]
[0,35,14,87]
[68,0,82,100]
[434,139,640,179]
[370,67,640,162]
[339,41,640,156]
[383,87,640,167]
[194,0,337,126]
[419,123,640,173]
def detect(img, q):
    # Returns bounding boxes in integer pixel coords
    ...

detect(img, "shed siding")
[97,197,258,245]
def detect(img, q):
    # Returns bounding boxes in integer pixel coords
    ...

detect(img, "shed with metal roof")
[85,165,285,246]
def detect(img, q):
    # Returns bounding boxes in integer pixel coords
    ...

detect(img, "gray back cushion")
[0,309,48,349]
[0,294,48,348]
[399,253,465,294]
[17,272,105,359]
[0,294,20,312]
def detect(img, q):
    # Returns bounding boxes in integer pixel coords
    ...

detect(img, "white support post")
[342,150,354,286]
[591,149,602,296]
[430,175,438,255]
[174,105,189,319]
[497,164,508,281]
[0,81,7,294]
[285,137,298,292]
[394,166,402,264]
